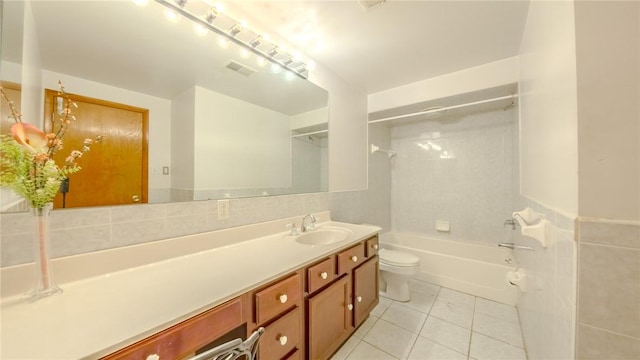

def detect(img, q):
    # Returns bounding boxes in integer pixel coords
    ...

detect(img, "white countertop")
[0,216,380,359]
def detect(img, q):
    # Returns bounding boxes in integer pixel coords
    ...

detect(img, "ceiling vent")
[225,60,257,76]
[357,0,386,12]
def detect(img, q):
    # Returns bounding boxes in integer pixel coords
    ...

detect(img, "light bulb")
[256,57,267,67]
[239,48,251,59]
[194,23,207,37]
[284,71,295,81]
[270,63,282,74]
[165,9,179,22]
[217,37,229,48]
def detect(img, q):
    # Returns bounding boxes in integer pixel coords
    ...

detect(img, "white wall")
[193,86,291,190]
[575,0,640,221]
[309,65,368,192]
[170,87,196,192]
[518,0,578,218]
[290,107,328,130]
[515,1,579,359]
[20,0,42,127]
[368,57,519,114]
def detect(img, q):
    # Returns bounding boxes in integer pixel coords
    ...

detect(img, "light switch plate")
[435,220,450,232]
[217,200,230,220]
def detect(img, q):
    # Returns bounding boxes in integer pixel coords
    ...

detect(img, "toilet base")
[380,282,411,302]
[379,272,412,302]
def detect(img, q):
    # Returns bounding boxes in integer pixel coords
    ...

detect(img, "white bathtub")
[380,232,518,305]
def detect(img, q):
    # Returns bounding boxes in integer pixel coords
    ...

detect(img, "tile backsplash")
[1,193,330,267]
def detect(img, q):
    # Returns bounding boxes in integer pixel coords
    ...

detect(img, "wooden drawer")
[365,236,379,258]
[102,298,243,360]
[307,257,335,294]
[259,308,301,360]
[337,243,365,275]
[255,273,301,324]
[284,348,302,360]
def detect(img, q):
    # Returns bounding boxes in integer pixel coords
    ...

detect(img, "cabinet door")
[307,276,352,360]
[353,256,379,327]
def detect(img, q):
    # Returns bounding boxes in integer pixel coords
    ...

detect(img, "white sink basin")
[295,227,353,245]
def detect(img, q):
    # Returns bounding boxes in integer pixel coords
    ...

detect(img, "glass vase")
[28,203,62,300]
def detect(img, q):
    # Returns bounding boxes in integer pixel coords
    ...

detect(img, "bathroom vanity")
[0,212,379,360]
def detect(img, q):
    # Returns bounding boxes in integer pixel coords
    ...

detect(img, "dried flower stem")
[0,85,23,124]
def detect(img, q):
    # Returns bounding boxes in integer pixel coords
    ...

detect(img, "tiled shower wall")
[390,107,516,244]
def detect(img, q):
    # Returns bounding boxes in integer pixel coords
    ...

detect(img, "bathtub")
[380,232,518,305]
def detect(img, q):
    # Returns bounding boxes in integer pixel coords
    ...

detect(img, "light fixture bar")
[154,0,309,79]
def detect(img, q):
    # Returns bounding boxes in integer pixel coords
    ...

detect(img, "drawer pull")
[146,355,160,360]
[357,296,362,303]
[347,304,353,311]
[278,294,288,304]
[373,244,379,250]
[278,335,288,346]
[351,255,358,262]
[320,271,328,280]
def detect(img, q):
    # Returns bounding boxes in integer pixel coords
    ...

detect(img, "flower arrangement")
[0,81,102,209]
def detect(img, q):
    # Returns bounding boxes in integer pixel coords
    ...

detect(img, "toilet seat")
[379,249,419,267]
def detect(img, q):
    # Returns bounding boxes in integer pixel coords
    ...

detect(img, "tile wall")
[576,219,640,359]
[390,107,516,245]
[511,197,577,360]
[0,193,330,267]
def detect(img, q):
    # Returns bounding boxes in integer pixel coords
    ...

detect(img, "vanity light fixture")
[153,0,311,78]
[249,35,263,48]
[267,46,279,57]
[204,7,218,23]
[229,23,242,37]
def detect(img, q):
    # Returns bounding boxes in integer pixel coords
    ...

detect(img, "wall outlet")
[217,199,230,220]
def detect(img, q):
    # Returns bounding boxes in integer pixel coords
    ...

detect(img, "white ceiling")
[10,0,531,112]
[226,0,531,94]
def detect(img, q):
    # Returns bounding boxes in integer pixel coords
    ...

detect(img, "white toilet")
[378,248,420,302]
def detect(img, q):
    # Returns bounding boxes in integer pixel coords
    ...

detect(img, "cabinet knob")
[278,294,288,304]
[320,271,328,280]
[351,255,358,262]
[278,335,288,346]
[347,304,353,311]
[146,355,159,360]
[373,244,379,250]
[357,296,363,303]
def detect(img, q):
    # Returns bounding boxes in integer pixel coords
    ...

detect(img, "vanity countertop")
[0,215,380,359]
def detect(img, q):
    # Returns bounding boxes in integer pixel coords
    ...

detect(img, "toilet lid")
[379,249,419,267]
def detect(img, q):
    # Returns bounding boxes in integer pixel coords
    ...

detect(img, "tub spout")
[498,243,533,251]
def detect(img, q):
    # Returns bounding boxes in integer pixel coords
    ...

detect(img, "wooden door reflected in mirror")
[44,89,148,209]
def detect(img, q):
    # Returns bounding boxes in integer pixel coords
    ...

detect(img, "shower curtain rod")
[292,129,328,138]
[368,94,518,125]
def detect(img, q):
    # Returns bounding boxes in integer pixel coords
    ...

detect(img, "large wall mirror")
[0,0,329,212]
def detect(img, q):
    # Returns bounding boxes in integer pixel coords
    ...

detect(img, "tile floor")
[330,279,527,360]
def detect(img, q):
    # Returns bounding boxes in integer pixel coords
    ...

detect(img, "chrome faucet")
[301,214,317,232]
[503,218,518,230]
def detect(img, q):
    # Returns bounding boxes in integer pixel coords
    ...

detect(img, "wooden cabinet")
[337,243,365,275]
[365,236,379,258]
[307,276,352,360]
[306,257,335,294]
[307,236,380,360]
[259,307,301,360]
[255,273,301,324]
[353,256,379,327]
[103,234,379,360]
[102,297,244,360]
